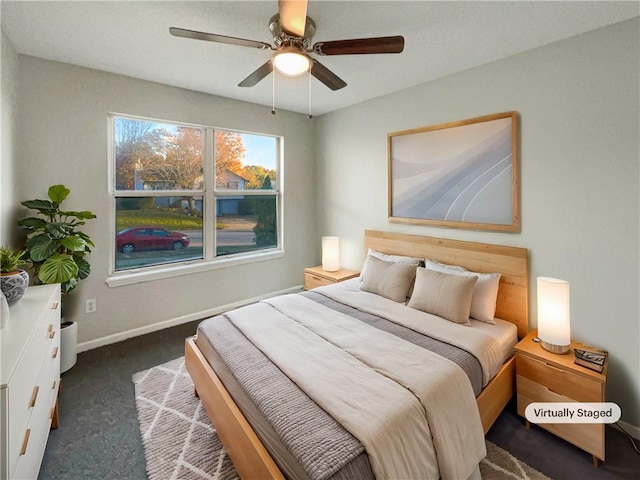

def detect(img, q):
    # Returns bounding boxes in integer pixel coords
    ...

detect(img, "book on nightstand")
[574,346,608,373]
[574,356,604,373]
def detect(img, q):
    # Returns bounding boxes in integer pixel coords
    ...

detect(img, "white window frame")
[106,114,284,287]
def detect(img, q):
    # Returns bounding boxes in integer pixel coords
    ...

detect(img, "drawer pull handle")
[20,429,31,456]
[311,275,322,281]
[48,324,53,333]
[545,363,565,373]
[50,329,56,339]
[528,355,565,373]
[52,346,59,359]
[29,386,40,408]
[52,301,59,310]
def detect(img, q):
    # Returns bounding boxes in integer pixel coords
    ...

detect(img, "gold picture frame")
[388,111,519,232]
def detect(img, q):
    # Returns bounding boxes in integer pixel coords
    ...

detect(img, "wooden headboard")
[364,230,529,338]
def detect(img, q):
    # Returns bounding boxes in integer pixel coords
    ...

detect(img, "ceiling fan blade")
[278,0,308,37]
[310,59,347,91]
[238,61,273,87]
[170,27,273,50]
[313,36,405,55]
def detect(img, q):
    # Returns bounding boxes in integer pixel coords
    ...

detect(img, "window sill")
[106,249,285,287]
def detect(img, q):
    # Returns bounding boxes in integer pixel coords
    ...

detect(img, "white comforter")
[320,279,506,386]
[226,288,488,480]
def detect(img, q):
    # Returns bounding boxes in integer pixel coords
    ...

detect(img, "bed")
[185,230,529,480]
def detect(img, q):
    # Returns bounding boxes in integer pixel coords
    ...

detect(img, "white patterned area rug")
[133,357,550,480]
[133,357,239,480]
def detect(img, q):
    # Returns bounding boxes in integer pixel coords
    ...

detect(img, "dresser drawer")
[36,323,61,414]
[43,318,61,386]
[304,272,334,290]
[516,353,602,402]
[517,377,604,460]
[13,360,60,480]
[516,375,579,410]
[7,377,39,471]
[13,385,55,480]
[6,318,57,471]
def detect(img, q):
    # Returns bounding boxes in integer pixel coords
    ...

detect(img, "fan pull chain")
[308,65,313,119]
[271,67,276,115]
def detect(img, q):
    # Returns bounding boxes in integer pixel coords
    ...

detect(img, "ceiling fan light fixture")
[272,47,310,76]
[171,1,404,92]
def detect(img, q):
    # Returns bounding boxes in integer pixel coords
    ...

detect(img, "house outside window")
[109,115,281,280]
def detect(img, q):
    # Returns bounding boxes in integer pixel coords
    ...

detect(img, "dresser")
[515,330,607,466]
[1,284,61,480]
[303,266,360,290]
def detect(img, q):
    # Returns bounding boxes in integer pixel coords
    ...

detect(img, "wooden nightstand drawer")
[516,354,602,402]
[303,267,359,290]
[516,374,570,405]
[517,383,604,459]
[304,272,332,289]
[518,386,604,460]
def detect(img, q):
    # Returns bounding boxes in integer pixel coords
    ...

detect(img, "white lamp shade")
[322,236,340,272]
[537,277,571,353]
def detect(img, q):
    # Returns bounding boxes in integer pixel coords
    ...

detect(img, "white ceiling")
[2,1,638,116]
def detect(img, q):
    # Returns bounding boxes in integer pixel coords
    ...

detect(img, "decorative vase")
[0,270,29,306]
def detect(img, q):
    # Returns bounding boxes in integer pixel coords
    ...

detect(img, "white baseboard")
[76,285,303,353]
[614,419,640,441]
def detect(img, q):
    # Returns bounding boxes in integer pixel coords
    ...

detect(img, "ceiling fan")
[169,0,404,91]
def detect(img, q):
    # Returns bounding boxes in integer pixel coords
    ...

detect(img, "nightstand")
[303,266,359,290]
[515,330,608,466]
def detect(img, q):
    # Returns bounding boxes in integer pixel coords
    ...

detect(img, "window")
[110,115,281,278]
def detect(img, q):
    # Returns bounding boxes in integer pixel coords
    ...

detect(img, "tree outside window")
[111,116,280,272]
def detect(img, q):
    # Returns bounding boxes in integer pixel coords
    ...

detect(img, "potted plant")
[19,184,96,294]
[0,246,30,306]
[19,184,96,372]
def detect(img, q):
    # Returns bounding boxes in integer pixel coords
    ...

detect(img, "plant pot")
[0,269,29,306]
[60,320,78,373]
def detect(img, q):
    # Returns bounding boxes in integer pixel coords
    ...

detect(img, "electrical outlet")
[85,298,97,314]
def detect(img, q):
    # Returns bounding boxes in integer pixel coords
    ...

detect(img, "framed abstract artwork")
[388,111,519,232]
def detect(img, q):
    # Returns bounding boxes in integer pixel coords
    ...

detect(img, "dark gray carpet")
[40,320,640,479]
[40,320,201,479]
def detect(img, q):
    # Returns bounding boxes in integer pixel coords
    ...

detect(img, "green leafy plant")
[0,246,28,274]
[18,185,96,294]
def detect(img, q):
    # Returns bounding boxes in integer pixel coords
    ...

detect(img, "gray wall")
[12,55,317,345]
[315,19,640,427]
[1,30,19,247]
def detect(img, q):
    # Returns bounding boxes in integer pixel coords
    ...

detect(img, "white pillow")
[424,259,467,272]
[424,260,501,324]
[360,248,422,281]
[408,268,477,325]
[360,255,418,303]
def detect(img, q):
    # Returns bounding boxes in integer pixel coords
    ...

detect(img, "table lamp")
[537,277,571,354]
[322,236,340,272]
